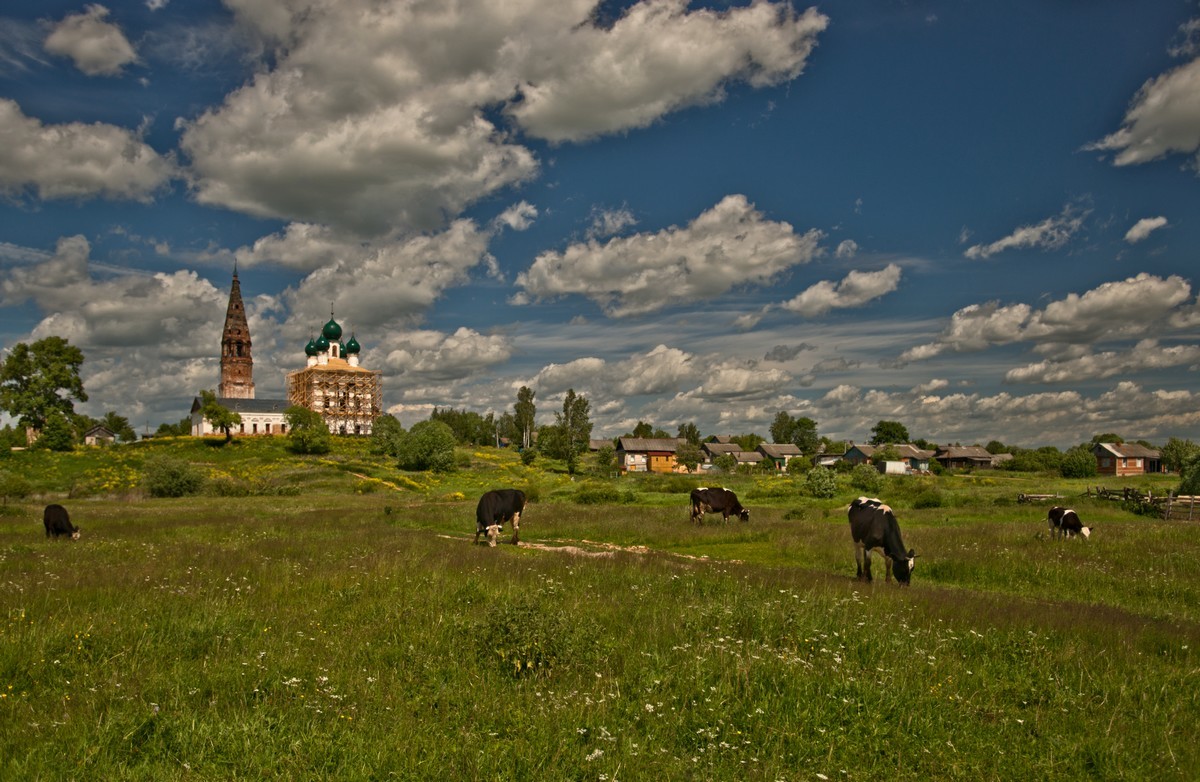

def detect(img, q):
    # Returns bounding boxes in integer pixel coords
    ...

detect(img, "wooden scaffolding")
[286,362,382,435]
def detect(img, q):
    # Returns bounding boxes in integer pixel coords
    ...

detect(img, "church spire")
[218,267,255,399]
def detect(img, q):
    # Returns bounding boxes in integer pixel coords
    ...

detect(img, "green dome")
[315,334,330,351]
[338,342,346,356]
[304,338,319,357]
[322,318,343,341]
[345,335,361,354]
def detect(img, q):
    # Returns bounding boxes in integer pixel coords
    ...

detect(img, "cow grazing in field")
[847,496,916,585]
[475,489,527,547]
[689,487,750,525]
[1046,506,1092,539]
[43,504,80,540]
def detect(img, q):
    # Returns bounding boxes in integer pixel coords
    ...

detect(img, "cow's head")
[893,549,917,584]
[486,523,501,547]
[1080,526,1093,539]
[738,508,750,522]
[71,529,81,541]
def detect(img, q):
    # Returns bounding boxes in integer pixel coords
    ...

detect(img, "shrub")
[142,456,205,498]
[913,490,944,509]
[285,406,332,455]
[520,448,538,466]
[850,463,883,494]
[805,466,838,499]
[1060,446,1098,479]
[1181,453,1200,495]
[786,456,812,475]
[0,469,32,505]
[473,595,592,678]
[397,420,458,472]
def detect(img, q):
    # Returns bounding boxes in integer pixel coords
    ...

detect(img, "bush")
[913,490,944,509]
[786,456,812,475]
[473,594,594,678]
[1060,446,1098,479]
[142,456,205,498]
[1181,453,1200,495]
[285,406,332,455]
[0,469,32,504]
[850,463,883,494]
[398,420,458,472]
[805,467,838,499]
[520,448,538,466]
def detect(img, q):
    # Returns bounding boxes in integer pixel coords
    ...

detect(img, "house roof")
[84,424,115,438]
[1094,442,1160,459]
[702,442,741,456]
[847,443,934,460]
[935,445,993,461]
[735,451,764,463]
[616,437,682,452]
[191,396,291,414]
[758,443,802,458]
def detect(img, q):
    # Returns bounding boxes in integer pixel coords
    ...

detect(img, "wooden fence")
[1082,486,1200,520]
[1163,496,1200,521]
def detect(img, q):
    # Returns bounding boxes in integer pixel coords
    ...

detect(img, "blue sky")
[1,0,1198,446]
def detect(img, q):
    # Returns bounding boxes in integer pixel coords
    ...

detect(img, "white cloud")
[1005,339,1200,384]
[0,99,174,201]
[516,194,823,316]
[899,273,1193,362]
[532,357,608,395]
[507,2,829,142]
[835,239,858,259]
[380,327,513,383]
[614,345,698,395]
[43,4,137,77]
[179,0,826,238]
[779,263,901,318]
[1085,57,1200,169]
[1124,216,1168,243]
[587,206,637,239]
[494,201,538,232]
[1169,19,1200,58]
[964,204,1087,259]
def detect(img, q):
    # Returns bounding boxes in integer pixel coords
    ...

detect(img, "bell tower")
[218,266,255,399]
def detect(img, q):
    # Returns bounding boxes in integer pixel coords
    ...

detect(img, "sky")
[1,0,1199,448]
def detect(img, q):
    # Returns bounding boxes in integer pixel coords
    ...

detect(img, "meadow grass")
[0,443,1197,779]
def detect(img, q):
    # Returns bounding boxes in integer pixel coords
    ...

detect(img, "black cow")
[43,504,80,540]
[475,489,527,547]
[1046,506,1092,539]
[689,487,749,525]
[847,496,916,585]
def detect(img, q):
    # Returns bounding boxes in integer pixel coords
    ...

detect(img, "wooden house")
[757,442,803,470]
[1092,442,1162,476]
[616,437,684,474]
[843,443,934,472]
[934,445,995,470]
[83,424,116,446]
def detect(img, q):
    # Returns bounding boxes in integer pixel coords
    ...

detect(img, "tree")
[0,469,32,505]
[370,414,406,457]
[677,422,701,446]
[713,453,737,473]
[397,420,457,472]
[985,440,1009,455]
[285,406,332,454]
[869,420,909,445]
[1091,433,1124,444]
[594,444,616,475]
[198,389,241,442]
[632,421,654,438]
[551,389,592,476]
[514,386,536,450]
[675,441,703,473]
[805,466,838,498]
[1161,437,1199,473]
[1180,452,1200,495]
[1060,445,1098,479]
[732,433,764,452]
[34,411,75,451]
[769,411,794,445]
[101,411,138,443]
[0,336,88,441]
[155,418,192,437]
[790,417,819,454]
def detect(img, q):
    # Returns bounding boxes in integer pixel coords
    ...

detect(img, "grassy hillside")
[1,440,1196,779]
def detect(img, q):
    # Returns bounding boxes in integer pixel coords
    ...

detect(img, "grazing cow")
[475,489,527,547]
[689,487,750,525]
[1046,506,1092,539]
[847,496,916,585]
[43,504,80,540]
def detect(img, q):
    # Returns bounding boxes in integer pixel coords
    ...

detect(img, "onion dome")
[305,337,319,357]
[315,333,330,351]
[322,317,343,341]
[338,342,347,356]
[345,335,360,354]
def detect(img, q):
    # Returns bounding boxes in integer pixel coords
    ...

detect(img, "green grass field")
[1,440,1196,780]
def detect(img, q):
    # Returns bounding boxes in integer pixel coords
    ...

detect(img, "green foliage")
[198,389,241,441]
[805,466,838,498]
[1180,452,1200,495]
[473,594,593,678]
[731,433,764,452]
[514,385,536,450]
[872,444,902,462]
[520,447,538,466]
[713,453,737,473]
[869,419,909,445]
[785,454,812,474]
[631,420,653,438]
[33,411,75,452]
[430,406,497,445]
[849,463,883,494]
[593,444,616,474]
[674,441,703,472]
[676,421,701,445]
[397,419,457,472]
[573,485,636,504]
[549,388,592,476]
[985,440,1010,455]
[0,469,32,504]
[142,455,206,497]
[0,336,88,432]
[1001,446,1062,473]
[285,406,332,454]
[155,418,192,437]
[912,489,944,508]
[1161,437,1199,473]
[369,414,406,457]
[1060,445,1098,479]
[770,412,819,454]
[0,424,26,450]
[100,411,138,443]
[1091,432,1124,444]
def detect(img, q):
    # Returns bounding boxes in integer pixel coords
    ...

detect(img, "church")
[190,270,383,436]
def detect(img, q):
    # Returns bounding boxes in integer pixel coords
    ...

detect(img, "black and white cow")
[43,504,80,540]
[475,489,527,547]
[847,496,916,585]
[1046,506,1092,539]
[689,487,750,525]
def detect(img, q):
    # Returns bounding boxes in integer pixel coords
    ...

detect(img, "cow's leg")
[884,554,893,582]
[487,523,501,547]
[855,541,869,581]
[510,511,521,545]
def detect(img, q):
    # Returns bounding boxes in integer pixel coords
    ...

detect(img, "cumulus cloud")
[1169,18,1200,58]
[494,201,538,232]
[43,4,138,77]
[835,239,858,259]
[0,99,174,201]
[380,327,513,383]
[587,206,637,239]
[1124,216,1168,243]
[899,273,1193,363]
[179,0,828,237]
[614,345,698,396]
[1084,57,1200,169]
[964,204,1087,259]
[531,357,608,395]
[515,194,823,316]
[1005,339,1200,384]
[779,263,901,318]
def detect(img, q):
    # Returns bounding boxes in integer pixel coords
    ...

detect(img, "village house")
[842,443,935,472]
[83,424,116,446]
[934,445,996,470]
[1092,442,1163,476]
[757,442,802,470]
[616,437,684,473]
